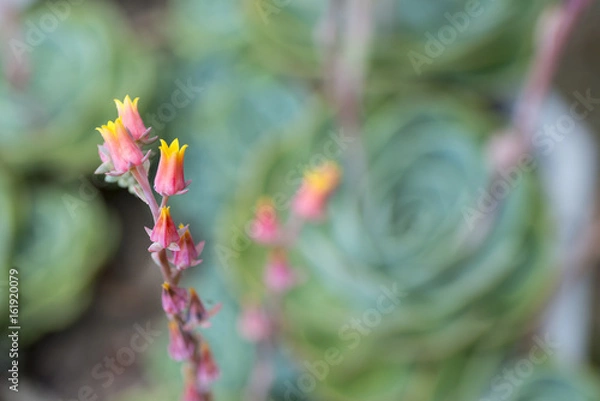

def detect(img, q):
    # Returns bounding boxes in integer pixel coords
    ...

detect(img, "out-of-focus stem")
[158,249,173,284]
[513,0,592,144]
[319,0,372,185]
[132,165,160,221]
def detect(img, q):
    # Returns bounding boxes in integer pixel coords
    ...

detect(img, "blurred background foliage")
[0,0,599,401]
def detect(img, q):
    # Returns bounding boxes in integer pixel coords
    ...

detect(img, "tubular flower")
[168,321,195,361]
[264,249,297,293]
[196,342,220,391]
[161,283,189,315]
[95,118,145,175]
[154,139,190,196]
[292,161,341,220]
[250,197,280,244]
[186,289,221,329]
[114,95,151,142]
[147,207,180,251]
[172,225,204,270]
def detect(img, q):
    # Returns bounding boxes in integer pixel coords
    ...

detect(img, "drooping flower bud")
[161,283,189,315]
[172,225,204,270]
[147,207,180,251]
[168,321,195,361]
[154,139,190,196]
[196,342,220,391]
[264,250,297,293]
[186,289,221,329]
[250,197,280,245]
[292,161,341,220]
[114,95,152,142]
[238,305,271,342]
[95,118,145,175]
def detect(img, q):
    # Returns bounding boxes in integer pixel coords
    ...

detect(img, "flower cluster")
[239,161,341,339]
[95,96,219,401]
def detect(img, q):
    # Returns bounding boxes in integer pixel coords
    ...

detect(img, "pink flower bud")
[250,197,280,244]
[168,321,195,361]
[292,161,341,220]
[114,95,151,142]
[95,118,145,175]
[172,225,204,270]
[186,289,221,329]
[264,250,297,293]
[183,380,207,401]
[196,342,219,391]
[154,139,190,196]
[147,207,180,251]
[161,283,189,315]
[238,305,271,342]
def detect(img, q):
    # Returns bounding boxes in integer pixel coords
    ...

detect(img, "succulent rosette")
[220,95,557,400]
[0,1,156,173]
[0,182,116,344]
[241,0,549,91]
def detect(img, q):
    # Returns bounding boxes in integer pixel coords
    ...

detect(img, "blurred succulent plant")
[481,363,600,401]
[0,0,156,174]
[0,181,116,345]
[0,0,155,346]
[219,96,558,400]
[241,0,549,89]
[168,0,249,59]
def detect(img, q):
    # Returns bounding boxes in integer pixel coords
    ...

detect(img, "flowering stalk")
[239,161,341,400]
[95,96,220,401]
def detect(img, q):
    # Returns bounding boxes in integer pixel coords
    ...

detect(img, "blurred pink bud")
[114,95,151,142]
[187,289,221,329]
[161,283,189,315]
[292,161,341,220]
[183,380,206,401]
[486,131,524,173]
[238,305,271,342]
[172,225,204,270]
[147,207,180,251]
[264,250,297,293]
[168,321,195,361]
[250,197,280,244]
[196,342,220,391]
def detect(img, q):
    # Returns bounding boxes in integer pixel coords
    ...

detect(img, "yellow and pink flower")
[154,139,190,196]
[95,118,146,175]
[147,207,180,251]
[172,225,204,270]
[292,161,341,220]
[114,95,151,142]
